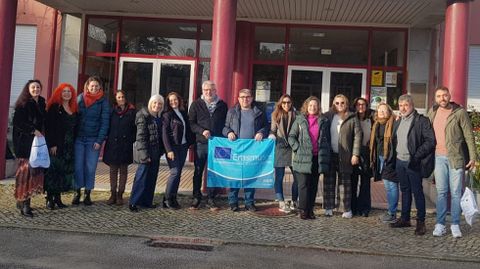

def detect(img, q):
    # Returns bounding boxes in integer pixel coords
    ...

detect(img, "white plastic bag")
[461,187,479,226]
[29,136,50,168]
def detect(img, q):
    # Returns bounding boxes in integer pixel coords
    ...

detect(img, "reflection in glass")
[196,62,210,99]
[199,24,212,58]
[252,65,284,104]
[254,26,285,61]
[329,72,363,105]
[87,18,118,53]
[84,56,116,101]
[122,20,196,56]
[290,70,323,110]
[386,73,403,110]
[159,64,191,107]
[121,62,153,109]
[289,28,368,65]
[372,31,405,67]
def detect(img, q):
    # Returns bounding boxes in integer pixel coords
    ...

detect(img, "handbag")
[461,171,479,226]
[29,136,50,168]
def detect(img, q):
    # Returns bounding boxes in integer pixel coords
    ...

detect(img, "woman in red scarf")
[73,76,110,206]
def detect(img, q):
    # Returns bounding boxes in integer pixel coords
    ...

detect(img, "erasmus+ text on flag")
[207,137,275,188]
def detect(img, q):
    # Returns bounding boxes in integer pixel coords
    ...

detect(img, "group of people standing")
[11,77,477,238]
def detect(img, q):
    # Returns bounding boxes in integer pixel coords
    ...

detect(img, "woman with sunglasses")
[268,94,298,212]
[323,94,362,218]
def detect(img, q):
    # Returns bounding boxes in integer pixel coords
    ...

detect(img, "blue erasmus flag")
[207,137,275,188]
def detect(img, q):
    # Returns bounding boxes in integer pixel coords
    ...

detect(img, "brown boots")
[116,192,124,205]
[415,220,426,236]
[106,191,117,205]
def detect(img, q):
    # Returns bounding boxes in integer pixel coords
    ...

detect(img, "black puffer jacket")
[13,97,46,158]
[134,108,164,163]
[103,104,137,165]
[392,110,436,178]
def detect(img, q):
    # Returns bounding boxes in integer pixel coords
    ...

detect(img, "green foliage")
[468,106,480,189]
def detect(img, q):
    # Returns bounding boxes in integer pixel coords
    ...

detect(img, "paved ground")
[0,162,478,263]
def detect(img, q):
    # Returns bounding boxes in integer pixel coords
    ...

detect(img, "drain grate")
[146,236,216,251]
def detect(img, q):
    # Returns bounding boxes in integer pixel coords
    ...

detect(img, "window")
[254,26,285,61]
[87,18,118,53]
[121,20,197,56]
[289,28,368,65]
[252,65,284,103]
[372,31,405,67]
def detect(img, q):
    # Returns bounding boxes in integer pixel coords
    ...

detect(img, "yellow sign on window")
[371,70,383,86]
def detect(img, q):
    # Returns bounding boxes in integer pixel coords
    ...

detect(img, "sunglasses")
[335,101,345,105]
[282,101,292,104]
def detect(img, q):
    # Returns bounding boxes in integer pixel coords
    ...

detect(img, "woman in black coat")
[103,90,136,205]
[162,92,194,209]
[44,83,78,210]
[12,79,46,217]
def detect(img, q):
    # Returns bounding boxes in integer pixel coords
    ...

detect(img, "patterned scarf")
[202,94,219,115]
[369,114,394,162]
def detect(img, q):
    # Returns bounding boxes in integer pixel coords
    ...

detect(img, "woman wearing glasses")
[268,94,298,212]
[323,94,362,218]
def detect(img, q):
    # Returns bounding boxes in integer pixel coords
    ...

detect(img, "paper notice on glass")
[370,87,387,110]
[255,81,271,102]
[385,72,397,87]
[371,70,383,86]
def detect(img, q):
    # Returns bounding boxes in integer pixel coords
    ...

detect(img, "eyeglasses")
[239,96,252,99]
[335,101,345,105]
[356,103,366,106]
[282,101,292,104]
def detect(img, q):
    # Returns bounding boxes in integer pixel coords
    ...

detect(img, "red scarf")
[83,90,104,108]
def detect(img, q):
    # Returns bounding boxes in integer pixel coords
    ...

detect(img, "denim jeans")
[193,143,219,200]
[165,144,188,200]
[129,156,160,207]
[379,156,399,216]
[396,159,426,222]
[274,166,298,201]
[228,188,256,206]
[434,155,464,225]
[74,137,101,190]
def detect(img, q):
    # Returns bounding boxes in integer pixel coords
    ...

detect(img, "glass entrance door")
[118,58,195,109]
[287,66,366,112]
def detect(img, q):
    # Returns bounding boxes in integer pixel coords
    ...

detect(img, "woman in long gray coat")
[288,96,331,220]
[268,94,298,212]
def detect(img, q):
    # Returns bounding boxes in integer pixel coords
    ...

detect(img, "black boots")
[46,193,55,210]
[20,199,33,217]
[71,189,93,206]
[54,193,68,208]
[106,190,116,205]
[83,190,93,206]
[72,189,81,205]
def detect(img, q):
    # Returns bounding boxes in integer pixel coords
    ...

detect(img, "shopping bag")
[461,187,479,226]
[29,136,50,168]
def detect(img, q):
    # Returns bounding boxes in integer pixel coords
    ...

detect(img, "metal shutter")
[10,25,37,110]
[468,45,480,111]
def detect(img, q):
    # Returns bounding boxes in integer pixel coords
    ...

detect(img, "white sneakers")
[278,201,291,213]
[325,209,333,217]
[432,223,462,238]
[432,224,447,236]
[451,224,462,238]
[342,211,353,219]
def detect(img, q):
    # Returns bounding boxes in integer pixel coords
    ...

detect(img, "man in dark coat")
[188,80,228,210]
[390,94,435,236]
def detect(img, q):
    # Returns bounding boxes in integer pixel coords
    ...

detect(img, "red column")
[232,21,252,106]
[442,0,470,106]
[0,0,18,179]
[210,0,237,103]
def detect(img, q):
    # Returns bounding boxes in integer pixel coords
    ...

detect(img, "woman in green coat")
[288,96,331,220]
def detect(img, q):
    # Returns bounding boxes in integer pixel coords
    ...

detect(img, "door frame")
[118,57,196,105]
[286,65,367,113]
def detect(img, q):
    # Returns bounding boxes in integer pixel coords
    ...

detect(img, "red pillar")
[210,0,237,103]
[232,21,252,106]
[0,0,18,179]
[442,0,470,106]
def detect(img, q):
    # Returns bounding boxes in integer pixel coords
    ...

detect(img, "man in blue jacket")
[223,88,268,212]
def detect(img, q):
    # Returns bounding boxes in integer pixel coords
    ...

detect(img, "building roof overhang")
[36,0,446,28]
